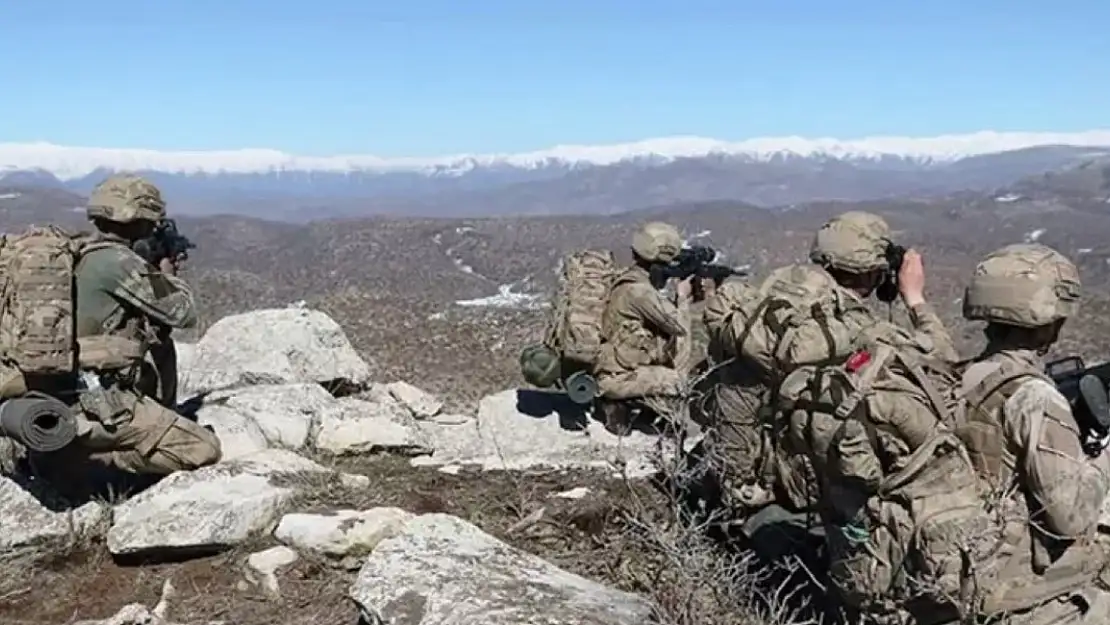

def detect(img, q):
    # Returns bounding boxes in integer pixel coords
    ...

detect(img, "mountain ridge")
[4,130,1110,179]
[4,131,1109,220]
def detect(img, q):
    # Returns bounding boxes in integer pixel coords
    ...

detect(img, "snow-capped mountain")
[2,130,1109,220]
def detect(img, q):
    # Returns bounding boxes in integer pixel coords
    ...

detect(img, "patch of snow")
[0,192,21,200]
[1025,228,1046,242]
[455,284,546,310]
[994,193,1023,203]
[1078,248,1093,255]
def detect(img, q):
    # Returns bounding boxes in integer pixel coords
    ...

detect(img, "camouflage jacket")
[75,237,197,342]
[595,266,690,375]
[961,348,1110,540]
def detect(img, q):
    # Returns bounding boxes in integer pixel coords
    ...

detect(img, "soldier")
[31,175,221,484]
[808,210,958,362]
[953,243,1110,623]
[698,211,958,564]
[594,222,695,434]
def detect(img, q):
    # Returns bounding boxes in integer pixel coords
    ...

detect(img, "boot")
[600,400,633,436]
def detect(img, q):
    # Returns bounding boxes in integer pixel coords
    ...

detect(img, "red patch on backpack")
[845,350,871,373]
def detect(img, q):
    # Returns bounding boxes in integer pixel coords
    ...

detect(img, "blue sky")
[0,0,1106,156]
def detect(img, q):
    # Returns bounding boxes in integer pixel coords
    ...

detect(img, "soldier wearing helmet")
[809,210,958,361]
[594,222,696,434]
[948,243,1110,622]
[691,211,958,579]
[33,174,221,486]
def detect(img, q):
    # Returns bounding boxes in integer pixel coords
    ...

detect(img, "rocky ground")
[1,307,795,625]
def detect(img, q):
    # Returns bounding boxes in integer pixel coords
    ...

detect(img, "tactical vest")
[956,357,1110,615]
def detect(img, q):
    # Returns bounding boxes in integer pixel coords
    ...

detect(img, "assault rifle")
[133,218,195,266]
[652,245,749,300]
[1045,356,1110,456]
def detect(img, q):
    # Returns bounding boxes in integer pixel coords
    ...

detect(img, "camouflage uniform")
[55,175,221,476]
[952,244,1110,622]
[706,212,958,516]
[594,223,693,423]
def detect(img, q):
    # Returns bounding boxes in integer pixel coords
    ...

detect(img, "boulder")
[202,383,335,452]
[195,404,271,461]
[173,340,196,390]
[274,506,413,569]
[184,307,373,395]
[412,389,664,477]
[350,513,653,625]
[314,396,434,456]
[0,477,108,558]
[107,449,365,559]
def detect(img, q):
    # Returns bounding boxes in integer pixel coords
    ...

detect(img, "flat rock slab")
[412,389,665,477]
[350,513,654,625]
[107,449,351,559]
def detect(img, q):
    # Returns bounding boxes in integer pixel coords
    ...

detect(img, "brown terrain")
[0,178,1109,624]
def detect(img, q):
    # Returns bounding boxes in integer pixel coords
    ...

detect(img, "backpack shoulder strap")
[964,358,1047,414]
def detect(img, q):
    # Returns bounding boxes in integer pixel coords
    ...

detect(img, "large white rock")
[412,389,664,477]
[218,383,335,450]
[195,404,271,461]
[314,396,434,456]
[185,307,373,394]
[274,506,414,568]
[107,449,350,558]
[350,513,653,625]
[0,477,108,558]
[173,340,197,396]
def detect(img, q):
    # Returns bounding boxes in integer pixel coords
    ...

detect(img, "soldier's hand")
[158,257,178,276]
[898,249,926,308]
[675,276,695,300]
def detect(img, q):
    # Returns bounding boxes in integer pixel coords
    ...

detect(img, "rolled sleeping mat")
[563,370,599,406]
[0,394,78,453]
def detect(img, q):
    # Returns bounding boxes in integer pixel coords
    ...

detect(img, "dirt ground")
[0,456,675,625]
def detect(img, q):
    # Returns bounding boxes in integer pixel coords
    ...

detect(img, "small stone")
[246,545,300,598]
[386,381,444,418]
[550,487,591,500]
[275,507,414,569]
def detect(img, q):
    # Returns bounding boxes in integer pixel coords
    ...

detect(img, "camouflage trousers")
[596,365,685,400]
[33,387,221,480]
[596,366,690,433]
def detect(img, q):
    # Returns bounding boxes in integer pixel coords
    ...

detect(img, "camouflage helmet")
[631,222,683,263]
[963,243,1081,328]
[809,211,892,273]
[86,174,167,223]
